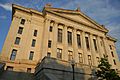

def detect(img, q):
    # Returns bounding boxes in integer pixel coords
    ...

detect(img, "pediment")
[44,7,108,32]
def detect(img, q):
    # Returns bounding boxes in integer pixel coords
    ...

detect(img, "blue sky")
[0,0,120,59]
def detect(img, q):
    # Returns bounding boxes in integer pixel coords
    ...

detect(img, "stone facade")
[0,4,119,74]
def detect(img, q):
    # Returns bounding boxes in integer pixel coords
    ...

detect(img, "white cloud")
[0,3,12,11]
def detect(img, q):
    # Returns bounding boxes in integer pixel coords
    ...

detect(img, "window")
[110,45,112,50]
[100,41,103,46]
[18,27,23,34]
[68,51,73,61]
[27,68,31,73]
[58,29,62,43]
[111,51,114,57]
[93,39,97,51]
[10,49,17,60]
[31,39,36,47]
[77,34,81,48]
[20,19,25,25]
[57,48,62,59]
[29,51,34,60]
[33,30,37,37]
[68,31,72,45]
[49,26,53,32]
[113,59,116,65]
[88,55,92,65]
[78,53,83,63]
[6,66,13,71]
[47,52,51,57]
[48,40,52,48]
[85,37,90,50]
[14,37,21,45]
[96,57,99,65]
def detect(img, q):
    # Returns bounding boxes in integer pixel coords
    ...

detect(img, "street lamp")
[71,59,75,80]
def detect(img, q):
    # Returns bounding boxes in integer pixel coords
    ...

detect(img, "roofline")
[106,35,117,42]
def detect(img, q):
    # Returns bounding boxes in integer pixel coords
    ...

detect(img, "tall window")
[18,27,23,34]
[31,39,36,47]
[109,45,112,50]
[93,39,97,51]
[47,52,51,57]
[68,51,73,61]
[57,48,62,59]
[78,53,83,63]
[33,30,37,37]
[111,51,114,57]
[113,59,116,65]
[96,57,99,65]
[20,19,25,25]
[49,26,53,32]
[77,34,81,48]
[85,37,90,50]
[48,40,52,48]
[10,49,17,60]
[58,29,62,43]
[6,66,13,71]
[27,68,31,73]
[88,55,92,65]
[14,37,21,45]
[29,51,34,60]
[68,31,72,45]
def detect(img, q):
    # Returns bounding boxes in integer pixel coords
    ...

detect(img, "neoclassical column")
[63,25,68,61]
[52,22,58,58]
[89,34,96,66]
[81,31,87,64]
[41,18,50,59]
[96,36,103,58]
[73,29,78,62]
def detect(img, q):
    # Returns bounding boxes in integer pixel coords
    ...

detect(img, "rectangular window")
[27,68,31,73]
[31,39,36,47]
[111,51,114,57]
[18,27,23,34]
[77,34,81,48]
[14,37,21,45]
[57,48,62,59]
[68,51,73,61]
[78,53,83,63]
[85,37,90,50]
[49,26,53,32]
[110,45,112,50]
[93,39,97,51]
[20,19,25,25]
[88,55,92,65]
[6,66,13,71]
[47,52,51,57]
[58,29,62,43]
[113,59,116,65]
[10,49,17,60]
[96,57,99,65]
[33,30,37,37]
[68,31,72,45]
[48,40,52,48]
[29,51,34,60]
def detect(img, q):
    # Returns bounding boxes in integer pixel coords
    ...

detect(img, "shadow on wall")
[35,57,97,80]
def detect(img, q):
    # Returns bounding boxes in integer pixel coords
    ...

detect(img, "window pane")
[57,48,62,59]
[29,51,34,60]
[48,40,52,48]
[10,49,17,60]
[18,27,23,34]
[111,51,114,57]
[78,53,83,63]
[85,37,90,50]
[31,39,36,47]
[49,26,53,32]
[93,39,97,51]
[20,19,25,25]
[68,51,73,61]
[27,68,31,73]
[33,30,37,37]
[47,52,51,57]
[68,31,72,45]
[77,34,81,48]
[14,37,20,45]
[88,55,92,65]
[113,59,116,65]
[58,29,62,43]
